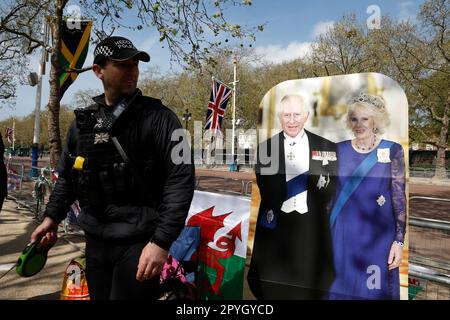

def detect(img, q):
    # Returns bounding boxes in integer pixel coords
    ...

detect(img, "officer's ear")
[92,64,104,80]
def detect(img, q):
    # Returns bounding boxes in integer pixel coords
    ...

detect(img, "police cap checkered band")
[93,36,150,65]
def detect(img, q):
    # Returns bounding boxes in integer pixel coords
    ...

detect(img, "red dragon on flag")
[187,206,242,298]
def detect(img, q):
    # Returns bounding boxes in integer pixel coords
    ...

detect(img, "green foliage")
[136,0,448,178]
[1,0,262,166]
[77,0,264,70]
[304,0,449,177]
[0,105,75,149]
[308,4,448,148]
[139,49,304,138]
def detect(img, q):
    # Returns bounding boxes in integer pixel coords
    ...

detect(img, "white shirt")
[281,130,310,214]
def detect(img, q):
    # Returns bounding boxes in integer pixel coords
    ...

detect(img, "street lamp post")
[182,108,192,130]
[30,20,48,177]
[230,51,238,172]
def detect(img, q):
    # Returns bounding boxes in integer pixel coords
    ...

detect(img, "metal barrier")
[6,161,25,195]
[244,180,252,197]
[193,150,256,166]
[6,162,82,235]
[409,265,450,285]
[6,164,56,217]
[409,221,450,271]
[195,176,252,197]
[409,196,450,299]
[410,167,450,179]
[408,264,450,300]
[410,195,450,203]
[410,217,450,231]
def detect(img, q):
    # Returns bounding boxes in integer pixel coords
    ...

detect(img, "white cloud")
[398,2,416,23]
[311,20,334,38]
[254,41,311,65]
[138,34,160,53]
[27,55,41,73]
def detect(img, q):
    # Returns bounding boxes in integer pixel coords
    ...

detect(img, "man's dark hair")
[95,59,106,69]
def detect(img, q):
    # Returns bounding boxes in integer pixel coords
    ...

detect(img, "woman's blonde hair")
[346,92,391,134]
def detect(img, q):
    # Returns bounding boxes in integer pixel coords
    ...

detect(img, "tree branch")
[63,66,92,74]
[0,22,45,48]
[412,126,437,145]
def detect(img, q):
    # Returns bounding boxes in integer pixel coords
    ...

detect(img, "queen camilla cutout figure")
[328,92,407,300]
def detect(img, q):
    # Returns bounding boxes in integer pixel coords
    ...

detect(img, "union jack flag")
[204,79,232,135]
[5,127,13,144]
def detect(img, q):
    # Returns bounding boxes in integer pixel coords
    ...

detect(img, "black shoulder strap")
[111,136,144,189]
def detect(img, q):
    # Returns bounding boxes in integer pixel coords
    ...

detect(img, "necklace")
[354,134,377,151]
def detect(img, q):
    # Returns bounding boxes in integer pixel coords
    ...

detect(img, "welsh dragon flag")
[186,190,250,300]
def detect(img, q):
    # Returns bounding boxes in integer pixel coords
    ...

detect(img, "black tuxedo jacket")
[248,130,337,299]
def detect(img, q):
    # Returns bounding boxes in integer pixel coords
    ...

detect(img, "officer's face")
[94,58,139,98]
[280,98,309,138]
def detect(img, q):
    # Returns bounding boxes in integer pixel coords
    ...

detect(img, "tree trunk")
[47,2,64,168]
[433,93,449,180]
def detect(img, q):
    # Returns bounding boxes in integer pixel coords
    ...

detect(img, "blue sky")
[1,0,424,121]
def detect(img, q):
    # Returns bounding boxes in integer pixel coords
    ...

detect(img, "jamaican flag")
[58,20,92,100]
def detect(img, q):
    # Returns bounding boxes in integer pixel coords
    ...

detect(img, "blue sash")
[286,171,309,199]
[259,171,309,230]
[329,140,393,227]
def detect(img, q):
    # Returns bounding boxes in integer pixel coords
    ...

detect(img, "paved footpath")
[0,199,85,300]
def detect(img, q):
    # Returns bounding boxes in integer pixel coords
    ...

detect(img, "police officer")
[30,36,195,300]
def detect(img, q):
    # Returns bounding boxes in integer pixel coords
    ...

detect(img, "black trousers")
[0,196,4,212]
[85,233,161,300]
[248,278,327,300]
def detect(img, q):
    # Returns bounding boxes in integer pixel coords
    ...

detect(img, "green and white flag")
[186,190,250,299]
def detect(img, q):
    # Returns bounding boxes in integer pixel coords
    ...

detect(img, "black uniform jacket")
[45,90,195,251]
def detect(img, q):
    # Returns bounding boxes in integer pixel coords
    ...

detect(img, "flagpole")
[12,118,15,151]
[31,19,48,177]
[230,51,238,172]
[208,76,215,168]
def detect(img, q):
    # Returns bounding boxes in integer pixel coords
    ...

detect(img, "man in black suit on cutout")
[248,94,337,299]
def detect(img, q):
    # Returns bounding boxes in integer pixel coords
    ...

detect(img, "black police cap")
[93,36,150,65]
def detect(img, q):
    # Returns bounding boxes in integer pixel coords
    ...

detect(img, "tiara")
[349,92,385,110]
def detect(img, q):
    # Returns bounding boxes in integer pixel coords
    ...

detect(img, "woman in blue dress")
[328,93,406,300]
